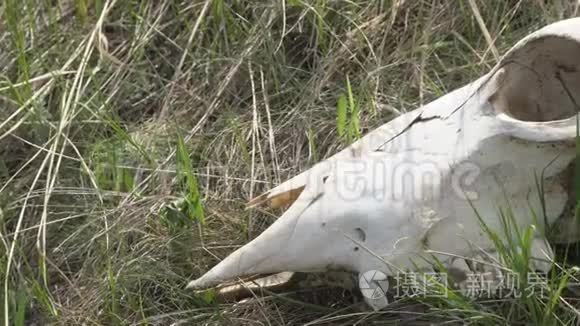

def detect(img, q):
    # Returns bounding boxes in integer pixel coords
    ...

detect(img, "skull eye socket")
[490,36,580,122]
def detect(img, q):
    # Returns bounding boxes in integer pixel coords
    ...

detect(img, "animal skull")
[187,18,580,309]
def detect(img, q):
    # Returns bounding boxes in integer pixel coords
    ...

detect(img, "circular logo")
[359,270,389,300]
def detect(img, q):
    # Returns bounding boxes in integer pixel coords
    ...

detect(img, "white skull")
[187,18,580,308]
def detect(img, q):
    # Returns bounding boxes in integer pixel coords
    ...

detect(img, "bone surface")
[187,18,580,306]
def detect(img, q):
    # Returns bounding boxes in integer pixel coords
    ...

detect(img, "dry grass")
[1,0,580,325]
